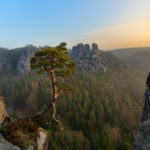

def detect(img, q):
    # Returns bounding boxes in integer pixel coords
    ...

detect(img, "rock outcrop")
[0,96,7,127]
[70,43,126,72]
[15,45,37,75]
[133,72,150,150]
[0,133,20,150]
[0,95,48,150]
[0,43,127,75]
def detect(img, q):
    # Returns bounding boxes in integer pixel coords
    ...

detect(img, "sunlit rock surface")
[0,96,7,127]
[37,128,48,150]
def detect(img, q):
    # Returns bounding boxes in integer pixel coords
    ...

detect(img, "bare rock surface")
[0,133,20,150]
[133,119,150,150]
[37,128,48,150]
[0,96,7,126]
[133,72,150,150]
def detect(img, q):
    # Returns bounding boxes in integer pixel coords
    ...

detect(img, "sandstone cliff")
[133,72,150,150]
[0,43,127,75]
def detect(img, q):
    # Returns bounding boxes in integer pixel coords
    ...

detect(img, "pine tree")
[30,42,76,130]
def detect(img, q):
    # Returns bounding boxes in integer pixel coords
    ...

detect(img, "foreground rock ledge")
[0,95,48,150]
[0,133,20,150]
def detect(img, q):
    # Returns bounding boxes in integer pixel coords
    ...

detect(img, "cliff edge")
[133,72,150,150]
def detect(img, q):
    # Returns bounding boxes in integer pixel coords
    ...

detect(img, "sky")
[0,0,150,50]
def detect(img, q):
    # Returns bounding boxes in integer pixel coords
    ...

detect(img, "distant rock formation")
[15,45,37,75]
[133,72,150,150]
[70,43,126,72]
[0,43,127,75]
[0,96,7,128]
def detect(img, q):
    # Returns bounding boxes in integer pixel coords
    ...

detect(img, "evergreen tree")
[30,42,76,130]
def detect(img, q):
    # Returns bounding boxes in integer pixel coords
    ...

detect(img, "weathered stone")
[0,96,7,127]
[92,43,98,50]
[0,133,20,150]
[85,44,90,50]
[141,73,150,122]
[133,119,150,150]
[133,72,150,150]
[37,128,48,150]
[16,45,37,75]
[146,72,150,88]
[71,43,126,72]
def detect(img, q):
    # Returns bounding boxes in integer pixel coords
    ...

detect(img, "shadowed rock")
[92,43,98,50]
[141,72,150,122]
[133,72,150,150]
[146,72,150,88]
[85,44,90,50]
[0,134,20,150]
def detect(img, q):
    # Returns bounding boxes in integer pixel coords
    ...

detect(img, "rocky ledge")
[0,95,48,150]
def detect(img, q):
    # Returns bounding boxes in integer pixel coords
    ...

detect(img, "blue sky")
[0,0,150,49]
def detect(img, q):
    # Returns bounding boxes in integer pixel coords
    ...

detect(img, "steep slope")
[109,47,150,73]
[109,47,150,60]
[124,50,150,73]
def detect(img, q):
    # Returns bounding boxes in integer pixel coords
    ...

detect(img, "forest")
[0,70,147,150]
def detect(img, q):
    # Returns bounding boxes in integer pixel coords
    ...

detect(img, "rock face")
[0,43,127,75]
[0,134,20,150]
[70,43,126,72]
[133,72,150,150]
[0,96,7,127]
[37,128,48,150]
[0,45,38,75]
[133,120,150,150]
[0,96,48,150]
[141,72,150,122]
[15,45,37,75]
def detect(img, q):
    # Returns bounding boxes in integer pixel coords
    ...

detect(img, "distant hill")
[124,50,150,73]
[109,47,150,73]
[109,47,150,60]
